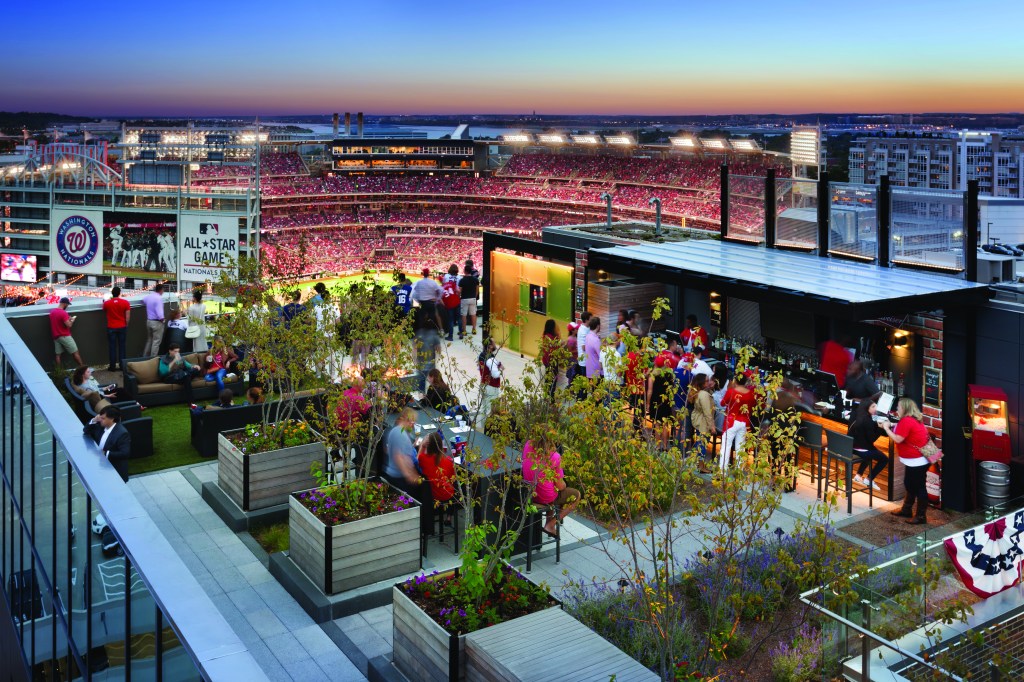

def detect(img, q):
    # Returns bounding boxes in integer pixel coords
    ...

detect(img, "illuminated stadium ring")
[55,215,100,268]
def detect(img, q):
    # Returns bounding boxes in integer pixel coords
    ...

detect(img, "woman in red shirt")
[417,432,456,506]
[719,372,756,472]
[880,397,931,524]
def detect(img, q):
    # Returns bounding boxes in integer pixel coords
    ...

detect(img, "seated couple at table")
[384,408,457,535]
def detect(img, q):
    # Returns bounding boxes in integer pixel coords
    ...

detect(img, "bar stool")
[822,430,871,514]
[525,504,561,572]
[797,421,825,496]
[435,501,460,554]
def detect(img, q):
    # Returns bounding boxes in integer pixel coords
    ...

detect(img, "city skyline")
[5,0,1023,117]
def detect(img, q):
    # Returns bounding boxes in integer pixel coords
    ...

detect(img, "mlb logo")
[199,223,219,235]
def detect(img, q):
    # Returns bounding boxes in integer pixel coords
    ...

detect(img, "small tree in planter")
[392,324,563,681]
[290,467,421,594]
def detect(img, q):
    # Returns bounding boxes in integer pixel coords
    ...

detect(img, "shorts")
[538,487,581,508]
[460,299,477,316]
[54,335,78,355]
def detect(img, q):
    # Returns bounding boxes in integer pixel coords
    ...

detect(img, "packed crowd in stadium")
[259,228,481,275]
[189,150,791,273]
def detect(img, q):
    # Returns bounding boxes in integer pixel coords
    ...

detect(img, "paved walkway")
[129,466,365,682]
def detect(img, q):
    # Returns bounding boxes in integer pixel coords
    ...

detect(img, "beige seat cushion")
[94,398,112,412]
[127,358,160,385]
[136,382,180,394]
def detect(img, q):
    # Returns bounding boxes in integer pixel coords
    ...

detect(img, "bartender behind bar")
[844,360,881,404]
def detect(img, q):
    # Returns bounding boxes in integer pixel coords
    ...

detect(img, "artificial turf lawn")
[127,403,207,475]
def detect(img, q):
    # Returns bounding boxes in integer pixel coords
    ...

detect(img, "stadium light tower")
[600,192,613,228]
[648,196,662,236]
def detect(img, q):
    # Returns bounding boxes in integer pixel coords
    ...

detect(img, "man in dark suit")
[83,405,132,482]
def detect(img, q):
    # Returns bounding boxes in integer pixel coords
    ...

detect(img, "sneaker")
[869,478,881,491]
[225,373,237,381]
[853,474,865,486]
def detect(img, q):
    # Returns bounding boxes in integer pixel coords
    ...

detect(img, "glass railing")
[804,495,1024,681]
[0,313,265,680]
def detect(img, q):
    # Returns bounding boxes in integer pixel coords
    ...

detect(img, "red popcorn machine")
[968,384,1011,465]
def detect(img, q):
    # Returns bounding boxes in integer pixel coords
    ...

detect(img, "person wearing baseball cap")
[50,297,83,369]
[410,266,443,306]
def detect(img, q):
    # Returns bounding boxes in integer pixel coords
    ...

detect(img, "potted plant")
[217,419,326,511]
[393,524,558,682]
[290,473,420,594]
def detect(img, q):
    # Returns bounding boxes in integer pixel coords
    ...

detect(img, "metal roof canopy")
[588,239,991,320]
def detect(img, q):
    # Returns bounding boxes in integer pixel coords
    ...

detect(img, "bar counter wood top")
[797,412,903,502]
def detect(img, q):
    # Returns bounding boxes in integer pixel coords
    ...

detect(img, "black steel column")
[878,175,891,267]
[966,179,979,281]
[720,164,729,238]
[817,169,830,257]
[764,169,776,248]
[941,306,973,511]
[481,232,493,327]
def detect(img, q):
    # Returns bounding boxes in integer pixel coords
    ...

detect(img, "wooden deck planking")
[465,608,656,682]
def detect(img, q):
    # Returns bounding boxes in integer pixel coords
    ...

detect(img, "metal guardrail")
[0,312,267,680]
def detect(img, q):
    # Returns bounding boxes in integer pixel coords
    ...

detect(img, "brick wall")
[905,313,944,447]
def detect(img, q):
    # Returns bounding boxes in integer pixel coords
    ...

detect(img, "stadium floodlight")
[571,134,600,145]
[238,133,269,143]
[605,135,634,146]
[501,133,532,144]
[670,137,697,148]
[701,139,728,150]
[731,139,760,152]
[538,134,566,144]
[162,133,189,145]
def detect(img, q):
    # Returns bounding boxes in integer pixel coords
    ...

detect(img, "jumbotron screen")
[0,254,37,282]
[103,212,177,278]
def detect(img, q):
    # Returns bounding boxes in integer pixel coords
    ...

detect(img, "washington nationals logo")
[55,215,99,268]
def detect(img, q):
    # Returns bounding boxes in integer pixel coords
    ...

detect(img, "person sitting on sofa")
[72,365,134,404]
[159,343,201,402]
[203,335,238,393]
[192,389,235,415]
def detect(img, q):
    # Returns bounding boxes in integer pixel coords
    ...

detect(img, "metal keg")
[978,461,1011,508]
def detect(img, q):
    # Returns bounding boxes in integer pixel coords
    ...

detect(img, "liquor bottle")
[897,372,905,397]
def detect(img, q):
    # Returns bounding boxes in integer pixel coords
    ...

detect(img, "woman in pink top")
[880,398,932,525]
[522,432,580,538]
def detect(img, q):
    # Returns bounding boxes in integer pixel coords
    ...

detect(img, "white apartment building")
[849,130,1024,198]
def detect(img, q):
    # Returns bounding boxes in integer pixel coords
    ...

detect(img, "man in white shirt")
[576,311,592,374]
[410,267,443,305]
[691,344,713,380]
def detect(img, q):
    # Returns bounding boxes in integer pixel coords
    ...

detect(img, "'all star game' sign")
[179,214,239,282]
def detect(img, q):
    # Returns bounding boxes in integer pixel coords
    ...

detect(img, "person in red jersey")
[103,286,131,371]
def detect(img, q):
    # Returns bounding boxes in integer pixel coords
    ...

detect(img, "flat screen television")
[0,254,37,282]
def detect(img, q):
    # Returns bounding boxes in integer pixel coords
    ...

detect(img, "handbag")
[920,439,943,463]
[185,324,202,339]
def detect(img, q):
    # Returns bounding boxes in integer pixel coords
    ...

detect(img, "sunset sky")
[5,0,1023,116]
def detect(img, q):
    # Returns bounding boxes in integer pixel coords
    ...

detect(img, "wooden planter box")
[393,569,560,682]
[289,484,420,595]
[217,428,326,511]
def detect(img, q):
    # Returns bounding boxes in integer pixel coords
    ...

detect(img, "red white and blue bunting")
[943,511,1024,598]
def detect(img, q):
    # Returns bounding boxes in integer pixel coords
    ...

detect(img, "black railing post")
[878,174,891,267]
[966,179,979,281]
[765,169,776,247]
[720,164,729,238]
[817,169,830,257]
